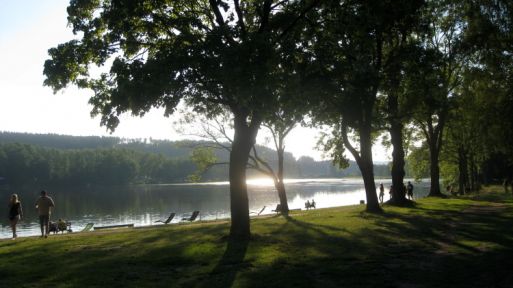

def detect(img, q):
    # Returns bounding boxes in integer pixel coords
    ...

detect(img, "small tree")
[181,110,299,214]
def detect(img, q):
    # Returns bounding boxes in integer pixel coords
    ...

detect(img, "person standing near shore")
[35,190,55,238]
[8,194,23,240]
[379,183,385,204]
[407,181,414,200]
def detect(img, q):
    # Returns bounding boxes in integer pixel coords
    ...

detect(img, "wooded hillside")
[0,132,391,185]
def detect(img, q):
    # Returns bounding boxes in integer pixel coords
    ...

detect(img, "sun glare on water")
[246,178,275,187]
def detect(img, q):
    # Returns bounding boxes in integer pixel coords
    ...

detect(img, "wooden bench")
[93,223,134,230]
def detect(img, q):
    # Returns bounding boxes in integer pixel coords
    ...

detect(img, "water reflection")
[0,178,429,239]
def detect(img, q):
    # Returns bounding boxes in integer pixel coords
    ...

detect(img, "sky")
[0,1,391,162]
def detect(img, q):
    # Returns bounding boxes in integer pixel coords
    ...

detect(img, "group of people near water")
[7,190,55,240]
[378,181,415,204]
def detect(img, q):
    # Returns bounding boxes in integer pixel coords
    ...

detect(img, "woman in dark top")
[8,194,23,240]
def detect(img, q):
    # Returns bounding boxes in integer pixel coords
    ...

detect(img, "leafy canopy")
[44,0,316,130]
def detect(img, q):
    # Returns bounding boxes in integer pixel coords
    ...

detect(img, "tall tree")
[403,0,468,196]
[465,0,513,166]
[380,2,424,205]
[43,0,319,239]
[310,1,423,211]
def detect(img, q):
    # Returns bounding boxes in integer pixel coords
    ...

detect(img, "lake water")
[0,178,430,239]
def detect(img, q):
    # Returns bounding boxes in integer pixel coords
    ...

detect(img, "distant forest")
[0,132,393,185]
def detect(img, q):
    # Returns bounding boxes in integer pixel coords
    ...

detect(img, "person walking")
[379,183,385,204]
[35,190,55,238]
[8,194,23,240]
[407,181,414,200]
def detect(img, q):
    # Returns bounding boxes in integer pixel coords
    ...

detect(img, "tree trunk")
[388,94,407,204]
[341,116,380,212]
[458,146,467,195]
[458,146,468,195]
[276,148,289,213]
[390,125,407,203]
[359,122,381,212]
[274,179,289,213]
[470,154,477,191]
[428,140,442,196]
[229,113,260,239]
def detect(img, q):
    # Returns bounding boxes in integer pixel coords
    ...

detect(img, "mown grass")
[2,186,513,287]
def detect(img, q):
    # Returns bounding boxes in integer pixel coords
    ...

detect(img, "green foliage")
[439,159,458,187]
[406,145,430,181]
[0,142,196,185]
[188,147,218,182]
[316,128,349,170]
[0,132,392,185]
[412,0,513,186]
[37,0,513,191]
[44,1,317,132]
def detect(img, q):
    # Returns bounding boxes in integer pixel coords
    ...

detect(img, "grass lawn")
[2,185,513,287]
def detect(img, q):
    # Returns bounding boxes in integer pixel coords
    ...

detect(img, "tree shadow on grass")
[466,192,513,203]
[283,214,352,237]
[192,236,249,288]
[361,207,513,287]
[365,202,513,260]
[253,205,513,287]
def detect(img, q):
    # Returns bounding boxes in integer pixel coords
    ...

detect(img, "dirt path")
[434,202,510,255]
[461,202,509,214]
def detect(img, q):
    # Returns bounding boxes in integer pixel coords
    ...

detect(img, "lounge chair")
[155,212,176,224]
[81,223,94,232]
[181,211,200,222]
[250,206,266,216]
[94,223,134,230]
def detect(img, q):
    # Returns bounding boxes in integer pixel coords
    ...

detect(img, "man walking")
[407,181,414,200]
[35,190,55,238]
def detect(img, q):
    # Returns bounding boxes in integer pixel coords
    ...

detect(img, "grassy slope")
[2,186,513,288]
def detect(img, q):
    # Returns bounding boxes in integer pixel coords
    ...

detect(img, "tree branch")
[263,123,281,152]
[271,0,290,10]
[258,0,273,33]
[208,0,236,45]
[209,0,226,26]
[283,124,296,138]
[234,0,247,37]
[250,146,277,177]
[341,118,362,165]
[277,0,321,40]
